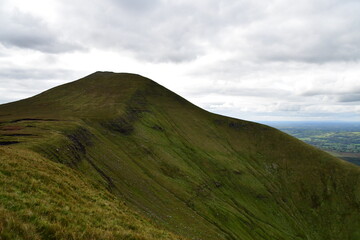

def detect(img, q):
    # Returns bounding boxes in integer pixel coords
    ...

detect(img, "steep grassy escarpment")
[0,147,183,240]
[0,72,359,240]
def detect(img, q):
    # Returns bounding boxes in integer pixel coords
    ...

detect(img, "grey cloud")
[300,90,329,97]
[300,87,360,102]
[3,0,360,63]
[109,0,160,12]
[222,106,360,122]
[0,6,83,53]
[186,86,290,98]
[209,107,360,122]
[299,89,342,97]
[242,0,360,63]
[275,104,303,112]
[56,0,265,62]
[338,94,360,102]
[0,68,77,80]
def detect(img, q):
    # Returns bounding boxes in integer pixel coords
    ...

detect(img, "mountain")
[0,72,359,240]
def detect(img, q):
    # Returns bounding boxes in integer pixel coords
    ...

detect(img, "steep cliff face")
[1,72,359,240]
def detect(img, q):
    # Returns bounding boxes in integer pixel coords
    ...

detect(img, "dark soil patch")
[233,170,244,175]
[0,141,20,145]
[151,124,164,131]
[10,118,59,123]
[1,126,24,131]
[2,134,36,137]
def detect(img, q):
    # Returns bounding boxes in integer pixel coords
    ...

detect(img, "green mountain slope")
[0,148,183,240]
[0,72,359,240]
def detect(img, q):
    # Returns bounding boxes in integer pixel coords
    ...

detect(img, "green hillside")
[1,72,359,240]
[0,147,183,240]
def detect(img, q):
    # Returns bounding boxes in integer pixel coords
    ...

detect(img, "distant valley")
[266,122,360,166]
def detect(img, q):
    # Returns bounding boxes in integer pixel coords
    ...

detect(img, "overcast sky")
[1,0,360,122]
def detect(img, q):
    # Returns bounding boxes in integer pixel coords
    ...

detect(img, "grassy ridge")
[0,72,359,240]
[0,147,183,240]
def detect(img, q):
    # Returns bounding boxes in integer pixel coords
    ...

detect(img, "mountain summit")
[1,72,359,240]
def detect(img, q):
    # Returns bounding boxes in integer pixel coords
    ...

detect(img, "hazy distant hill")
[1,72,359,240]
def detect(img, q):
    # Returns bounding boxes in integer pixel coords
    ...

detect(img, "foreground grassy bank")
[0,147,182,240]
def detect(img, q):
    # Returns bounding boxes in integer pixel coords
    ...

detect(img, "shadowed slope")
[0,72,359,240]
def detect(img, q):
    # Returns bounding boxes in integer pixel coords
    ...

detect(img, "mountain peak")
[0,72,189,120]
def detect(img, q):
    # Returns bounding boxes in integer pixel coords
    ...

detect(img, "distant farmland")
[266,121,360,166]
